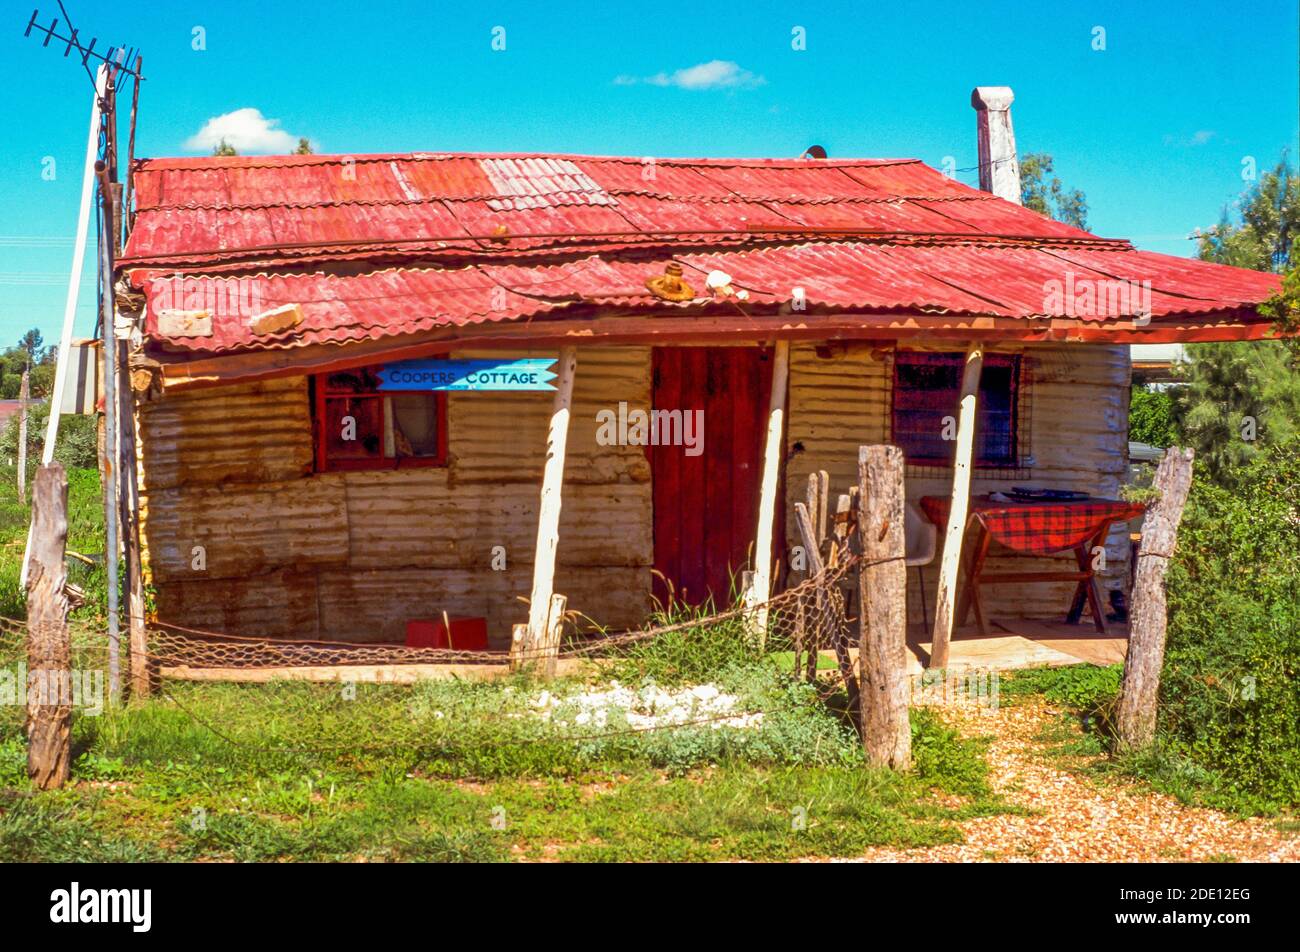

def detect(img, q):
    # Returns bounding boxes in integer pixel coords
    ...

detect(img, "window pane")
[326,368,382,393]
[893,352,1019,466]
[324,395,383,459]
[390,393,441,457]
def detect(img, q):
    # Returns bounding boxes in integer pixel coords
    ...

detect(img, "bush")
[1157,439,1300,808]
[0,402,99,484]
[1129,385,1178,447]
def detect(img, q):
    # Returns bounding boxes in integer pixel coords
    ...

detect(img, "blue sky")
[1,0,1296,348]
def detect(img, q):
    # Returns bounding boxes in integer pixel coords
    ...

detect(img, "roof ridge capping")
[135,152,928,170]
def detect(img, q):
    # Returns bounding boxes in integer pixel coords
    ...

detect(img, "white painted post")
[22,65,107,587]
[749,340,791,641]
[525,347,578,650]
[929,343,983,670]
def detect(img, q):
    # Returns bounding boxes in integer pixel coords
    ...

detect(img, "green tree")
[1019,152,1088,229]
[17,328,43,361]
[1195,154,1297,272]
[1176,151,1300,486]
[0,400,98,472]
[293,137,314,155]
[1129,386,1178,447]
[212,139,238,156]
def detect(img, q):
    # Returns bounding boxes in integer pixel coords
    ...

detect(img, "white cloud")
[617,60,765,91]
[1162,129,1216,148]
[183,108,305,154]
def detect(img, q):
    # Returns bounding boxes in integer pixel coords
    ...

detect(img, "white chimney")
[971,86,1021,204]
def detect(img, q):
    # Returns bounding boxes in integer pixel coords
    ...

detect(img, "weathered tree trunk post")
[26,464,72,790]
[514,347,577,676]
[1116,447,1194,753]
[538,593,567,679]
[930,342,983,669]
[748,340,791,645]
[16,366,29,499]
[118,341,150,698]
[857,445,912,770]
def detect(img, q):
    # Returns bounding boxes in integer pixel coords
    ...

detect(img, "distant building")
[1131,343,1185,385]
[0,399,25,430]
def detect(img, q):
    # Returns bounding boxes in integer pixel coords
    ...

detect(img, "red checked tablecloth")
[920,496,1146,555]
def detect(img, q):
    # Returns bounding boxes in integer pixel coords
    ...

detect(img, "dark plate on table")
[1009,487,1091,502]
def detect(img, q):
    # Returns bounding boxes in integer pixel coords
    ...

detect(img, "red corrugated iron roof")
[121,151,1284,357]
[141,242,1280,355]
[122,153,1101,269]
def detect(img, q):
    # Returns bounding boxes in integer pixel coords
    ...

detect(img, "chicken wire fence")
[0,560,862,760]
[141,557,858,676]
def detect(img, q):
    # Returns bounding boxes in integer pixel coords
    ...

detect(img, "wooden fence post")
[1116,447,1194,753]
[858,445,912,770]
[26,464,72,791]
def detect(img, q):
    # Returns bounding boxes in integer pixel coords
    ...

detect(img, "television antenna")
[24,2,143,87]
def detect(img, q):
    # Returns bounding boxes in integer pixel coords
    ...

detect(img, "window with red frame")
[312,366,448,472]
[892,351,1021,468]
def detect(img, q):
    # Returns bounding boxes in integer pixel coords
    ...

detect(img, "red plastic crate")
[405,616,488,651]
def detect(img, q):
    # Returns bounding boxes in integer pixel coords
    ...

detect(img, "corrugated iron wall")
[785,341,1131,623]
[137,347,653,644]
[137,341,1129,644]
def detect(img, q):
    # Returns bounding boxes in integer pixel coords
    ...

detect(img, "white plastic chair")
[905,501,938,633]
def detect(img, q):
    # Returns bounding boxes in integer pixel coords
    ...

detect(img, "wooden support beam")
[522,346,577,665]
[748,340,790,642]
[929,342,983,670]
[116,336,150,699]
[1116,447,1194,753]
[858,445,911,770]
[16,367,28,499]
[26,464,71,791]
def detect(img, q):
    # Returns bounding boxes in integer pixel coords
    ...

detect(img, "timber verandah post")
[513,346,578,675]
[929,342,984,670]
[746,340,791,644]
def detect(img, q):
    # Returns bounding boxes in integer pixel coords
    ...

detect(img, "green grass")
[0,674,1007,861]
[0,462,1009,861]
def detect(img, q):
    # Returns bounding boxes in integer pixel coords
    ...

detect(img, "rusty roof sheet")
[140,241,1281,355]
[123,152,1104,269]
[123,151,1283,356]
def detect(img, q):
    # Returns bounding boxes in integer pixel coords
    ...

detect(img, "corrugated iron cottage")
[116,89,1282,662]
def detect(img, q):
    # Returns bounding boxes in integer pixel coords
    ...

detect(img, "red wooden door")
[651,346,778,609]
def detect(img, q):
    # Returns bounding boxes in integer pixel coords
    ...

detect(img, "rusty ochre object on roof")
[645,261,695,302]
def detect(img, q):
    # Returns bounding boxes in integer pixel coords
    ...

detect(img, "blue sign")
[377,358,558,392]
